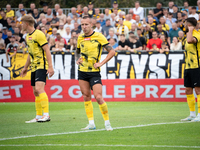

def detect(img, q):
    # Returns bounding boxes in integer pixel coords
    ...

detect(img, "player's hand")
[20,68,28,77]
[76,58,83,65]
[47,66,54,78]
[188,26,195,32]
[94,62,102,69]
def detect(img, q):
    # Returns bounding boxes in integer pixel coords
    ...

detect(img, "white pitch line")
[0,144,200,149]
[0,121,190,141]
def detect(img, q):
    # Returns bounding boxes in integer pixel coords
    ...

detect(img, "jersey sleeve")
[193,32,200,43]
[37,31,48,47]
[98,33,109,46]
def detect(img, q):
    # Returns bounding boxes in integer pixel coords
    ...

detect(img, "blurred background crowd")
[0,0,200,62]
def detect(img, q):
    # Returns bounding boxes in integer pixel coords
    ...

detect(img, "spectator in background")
[109,1,121,14]
[115,19,129,38]
[17,9,26,23]
[133,1,144,20]
[27,3,35,15]
[40,25,50,40]
[91,18,97,29]
[6,35,18,62]
[168,1,174,13]
[9,20,15,34]
[54,4,60,14]
[69,38,77,52]
[160,34,170,49]
[93,8,100,19]
[68,7,79,19]
[107,28,118,42]
[123,15,132,30]
[71,22,81,34]
[50,28,57,39]
[102,19,113,37]
[188,6,199,20]
[129,23,138,37]
[0,43,5,53]
[57,23,66,37]
[76,4,83,16]
[99,13,106,26]
[109,38,118,49]
[14,27,23,38]
[40,3,48,14]
[146,31,162,51]
[104,8,110,20]
[154,2,163,20]
[146,10,159,24]
[188,6,192,15]
[62,27,71,42]
[45,8,53,23]
[55,33,67,45]
[135,15,142,28]
[94,21,102,33]
[150,44,160,52]
[64,17,74,31]
[15,3,26,20]
[160,42,169,53]
[0,11,9,28]
[110,13,116,27]
[127,35,142,52]
[81,6,89,17]
[177,12,183,21]
[178,31,186,50]
[0,31,4,45]
[115,34,129,51]
[37,13,46,25]
[128,9,136,23]
[137,28,146,50]
[88,2,95,17]
[2,27,8,40]
[168,23,181,44]
[6,4,14,19]
[166,12,177,29]
[159,17,170,32]
[170,36,182,51]
[145,16,157,39]
[157,24,168,39]
[172,5,178,19]
[33,8,40,21]
[163,9,169,20]
[181,1,189,12]
[6,18,12,29]
[57,9,67,24]
[51,11,59,29]
[49,37,56,51]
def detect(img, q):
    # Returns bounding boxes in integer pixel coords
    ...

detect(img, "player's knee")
[35,86,43,94]
[82,93,91,100]
[94,94,102,101]
[185,88,193,95]
[195,87,200,95]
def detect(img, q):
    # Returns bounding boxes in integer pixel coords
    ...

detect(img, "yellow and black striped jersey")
[185,30,200,69]
[77,31,109,72]
[26,29,49,72]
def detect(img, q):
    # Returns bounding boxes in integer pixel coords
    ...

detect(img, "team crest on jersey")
[84,38,91,41]
[29,37,32,40]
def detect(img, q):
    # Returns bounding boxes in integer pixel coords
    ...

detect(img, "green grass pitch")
[0,102,200,150]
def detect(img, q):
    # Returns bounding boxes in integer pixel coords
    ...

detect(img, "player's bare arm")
[187,26,197,44]
[20,54,31,77]
[94,45,115,69]
[43,44,54,77]
[75,48,83,65]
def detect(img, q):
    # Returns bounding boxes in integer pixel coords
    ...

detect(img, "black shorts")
[31,69,47,86]
[78,70,102,89]
[184,68,200,88]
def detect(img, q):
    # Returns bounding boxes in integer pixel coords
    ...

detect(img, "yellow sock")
[35,96,42,116]
[99,102,109,121]
[197,95,200,114]
[186,94,195,112]
[39,92,49,114]
[84,100,94,121]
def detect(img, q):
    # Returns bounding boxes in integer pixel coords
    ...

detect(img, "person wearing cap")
[40,3,48,15]
[172,5,178,19]
[8,20,16,34]
[88,2,95,17]
[109,1,121,14]
[6,4,14,19]
[15,3,26,20]
[188,6,199,21]
[17,9,26,23]
[132,1,144,20]
[181,17,200,122]
[6,35,18,62]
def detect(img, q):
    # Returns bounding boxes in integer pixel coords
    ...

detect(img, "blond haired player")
[76,16,115,131]
[20,15,54,123]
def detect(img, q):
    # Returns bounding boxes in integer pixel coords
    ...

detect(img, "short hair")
[161,42,166,45]
[120,34,125,36]
[152,44,157,47]
[186,17,197,26]
[192,6,197,9]
[82,15,90,19]
[21,15,35,27]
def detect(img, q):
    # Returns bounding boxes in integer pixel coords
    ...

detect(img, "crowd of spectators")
[0,0,200,60]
